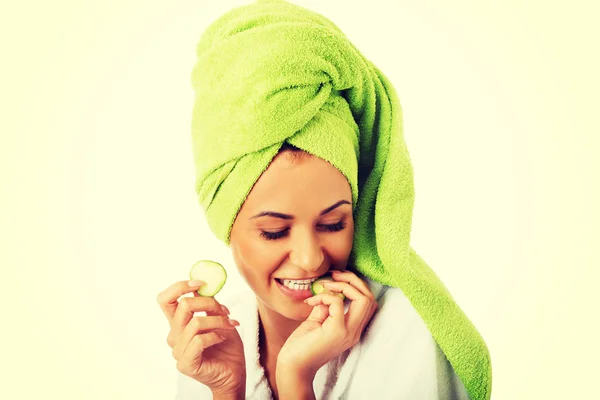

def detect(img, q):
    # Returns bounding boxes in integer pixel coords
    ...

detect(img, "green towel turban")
[189,0,491,398]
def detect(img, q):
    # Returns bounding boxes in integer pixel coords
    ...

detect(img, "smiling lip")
[276,279,314,300]
[276,277,320,281]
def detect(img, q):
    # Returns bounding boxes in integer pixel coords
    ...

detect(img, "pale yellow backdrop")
[2,0,598,399]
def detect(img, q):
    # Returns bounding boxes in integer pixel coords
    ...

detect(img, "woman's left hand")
[276,269,378,380]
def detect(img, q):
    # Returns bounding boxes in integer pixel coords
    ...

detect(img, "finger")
[331,270,374,299]
[171,296,229,334]
[157,280,206,322]
[312,293,345,331]
[192,291,231,316]
[176,332,225,376]
[321,281,363,301]
[305,304,329,324]
[172,315,239,359]
[319,281,376,333]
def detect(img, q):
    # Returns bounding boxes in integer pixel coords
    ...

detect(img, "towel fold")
[190,1,491,398]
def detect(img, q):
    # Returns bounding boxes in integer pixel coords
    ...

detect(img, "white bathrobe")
[176,277,470,399]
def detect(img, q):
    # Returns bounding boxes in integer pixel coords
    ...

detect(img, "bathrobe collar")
[241,274,387,398]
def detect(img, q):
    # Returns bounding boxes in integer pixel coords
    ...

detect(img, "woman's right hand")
[157,281,246,395]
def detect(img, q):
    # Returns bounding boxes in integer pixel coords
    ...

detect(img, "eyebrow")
[250,200,351,220]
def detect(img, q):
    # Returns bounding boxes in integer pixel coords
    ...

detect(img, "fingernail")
[221,305,230,315]
[188,280,205,287]
[228,319,240,326]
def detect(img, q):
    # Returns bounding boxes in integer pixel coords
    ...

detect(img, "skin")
[228,150,355,397]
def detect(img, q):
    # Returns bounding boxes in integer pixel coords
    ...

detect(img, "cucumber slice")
[189,260,227,297]
[310,272,345,300]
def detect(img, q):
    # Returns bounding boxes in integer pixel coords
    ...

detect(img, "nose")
[288,228,324,273]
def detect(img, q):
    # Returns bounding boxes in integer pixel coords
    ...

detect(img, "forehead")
[241,152,351,212]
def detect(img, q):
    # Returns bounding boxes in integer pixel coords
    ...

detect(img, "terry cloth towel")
[176,275,470,399]
[189,0,492,399]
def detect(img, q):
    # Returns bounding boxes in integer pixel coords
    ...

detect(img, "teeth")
[285,283,309,290]
[283,278,317,285]
[282,277,317,290]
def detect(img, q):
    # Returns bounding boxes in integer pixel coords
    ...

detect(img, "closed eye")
[260,228,290,241]
[259,220,347,241]
[318,220,346,232]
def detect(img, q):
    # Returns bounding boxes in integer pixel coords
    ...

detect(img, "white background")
[2,0,598,399]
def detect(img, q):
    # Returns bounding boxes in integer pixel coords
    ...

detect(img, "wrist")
[211,388,245,400]
[275,364,316,400]
[211,381,246,400]
[276,360,316,383]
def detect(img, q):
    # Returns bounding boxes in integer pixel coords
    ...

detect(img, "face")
[229,151,354,320]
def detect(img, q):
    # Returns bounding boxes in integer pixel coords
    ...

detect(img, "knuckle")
[175,360,186,374]
[191,316,203,331]
[166,333,176,348]
[342,336,353,348]
[178,297,190,312]
[193,335,205,348]
[346,335,355,347]
[335,329,348,342]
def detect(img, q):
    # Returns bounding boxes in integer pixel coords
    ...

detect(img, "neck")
[257,297,302,363]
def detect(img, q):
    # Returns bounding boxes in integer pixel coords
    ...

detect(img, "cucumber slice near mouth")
[189,260,227,297]
[310,272,346,300]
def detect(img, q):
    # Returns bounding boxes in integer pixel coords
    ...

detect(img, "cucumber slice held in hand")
[189,260,227,297]
[310,272,346,300]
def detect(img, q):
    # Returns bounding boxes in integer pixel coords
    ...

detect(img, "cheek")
[325,225,354,263]
[233,236,285,280]
[340,221,355,258]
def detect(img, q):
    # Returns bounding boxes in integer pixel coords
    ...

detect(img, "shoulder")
[349,282,470,399]
[361,283,435,355]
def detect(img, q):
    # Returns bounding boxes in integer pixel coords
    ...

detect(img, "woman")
[157,1,492,399]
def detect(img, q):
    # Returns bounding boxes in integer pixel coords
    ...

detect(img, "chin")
[277,307,311,321]
[270,296,312,320]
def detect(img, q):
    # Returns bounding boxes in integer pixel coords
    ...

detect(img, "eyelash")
[260,221,347,241]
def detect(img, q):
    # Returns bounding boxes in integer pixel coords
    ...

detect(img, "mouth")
[274,268,341,285]
[275,278,315,300]
[275,276,320,284]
